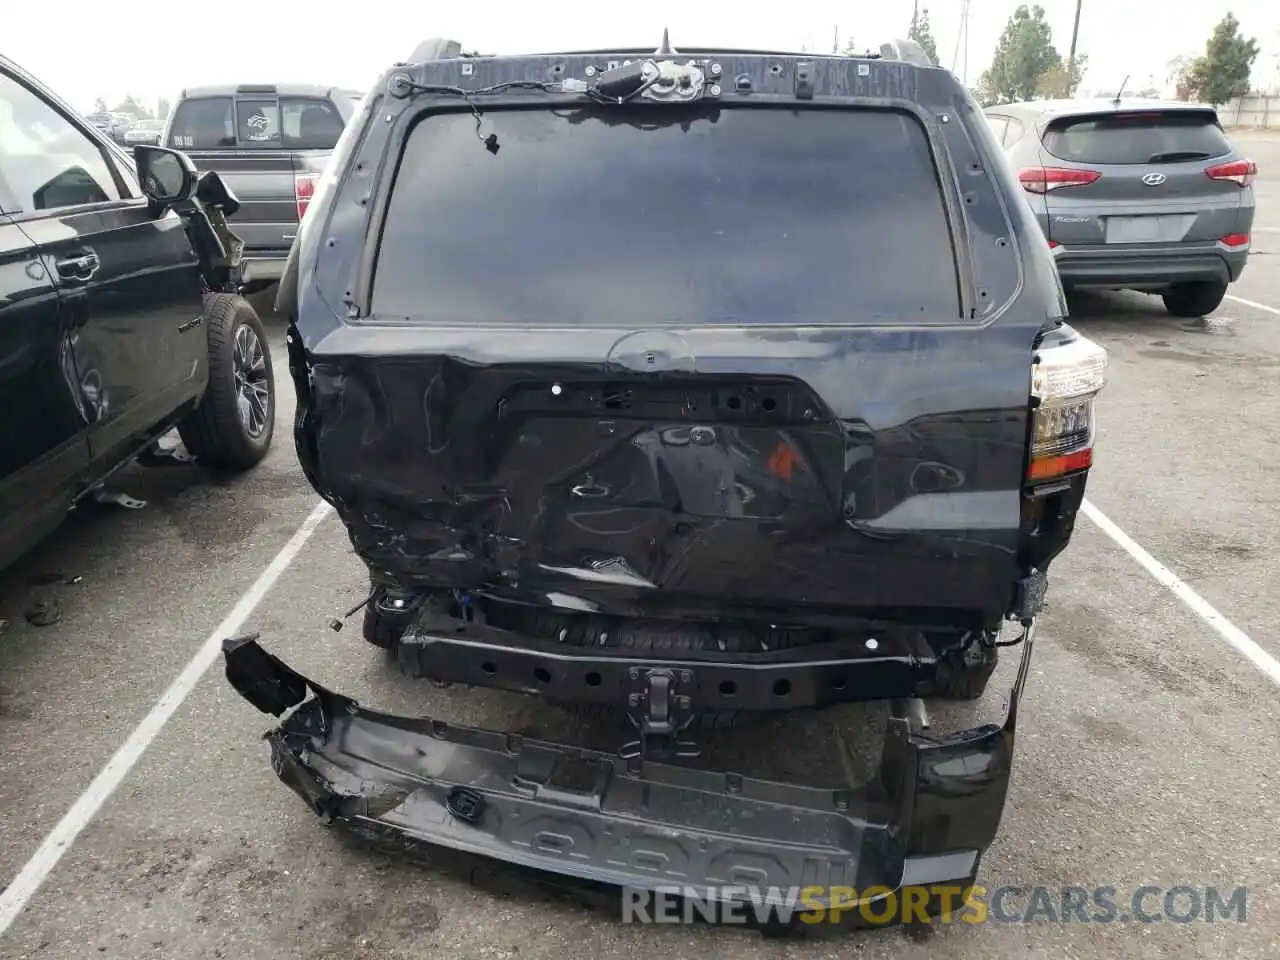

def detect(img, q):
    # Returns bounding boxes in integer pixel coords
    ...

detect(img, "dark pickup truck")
[229,36,1108,930]
[161,83,362,293]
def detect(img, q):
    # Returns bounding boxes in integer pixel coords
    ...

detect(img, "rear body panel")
[996,99,1255,290]
[286,54,1076,631]
[303,325,1041,627]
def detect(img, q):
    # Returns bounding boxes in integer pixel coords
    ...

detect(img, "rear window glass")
[236,99,279,142]
[168,97,234,148]
[370,106,962,326]
[281,98,346,149]
[1041,111,1232,165]
[170,95,346,149]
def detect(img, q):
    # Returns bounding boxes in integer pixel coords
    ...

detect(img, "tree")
[1035,53,1088,98]
[93,97,108,114]
[156,96,172,122]
[1183,13,1260,106]
[976,5,1061,105]
[1165,55,1196,99]
[112,95,153,119]
[1165,55,1199,99]
[908,5,939,65]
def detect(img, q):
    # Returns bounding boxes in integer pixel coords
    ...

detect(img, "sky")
[5,0,1279,114]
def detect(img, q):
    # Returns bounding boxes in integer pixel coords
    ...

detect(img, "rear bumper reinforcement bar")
[395,623,943,719]
[222,621,1036,930]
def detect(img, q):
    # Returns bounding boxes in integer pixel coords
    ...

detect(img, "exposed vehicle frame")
[228,35,1106,931]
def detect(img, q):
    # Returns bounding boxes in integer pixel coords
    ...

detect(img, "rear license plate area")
[1105,214,1194,244]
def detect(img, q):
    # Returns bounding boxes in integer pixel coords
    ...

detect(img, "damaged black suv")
[231,35,1107,927]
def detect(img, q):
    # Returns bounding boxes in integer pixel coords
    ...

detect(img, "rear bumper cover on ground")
[223,623,1037,927]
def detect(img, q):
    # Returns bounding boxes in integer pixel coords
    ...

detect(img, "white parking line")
[1225,293,1280,316]
[0,500,333,938]
[1082,499,1280,689]
[1,488,1276,934]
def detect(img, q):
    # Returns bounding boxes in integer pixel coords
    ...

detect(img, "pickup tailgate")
[180,149,317,252]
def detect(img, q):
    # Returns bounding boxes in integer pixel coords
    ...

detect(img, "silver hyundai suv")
[985,98,1256,317]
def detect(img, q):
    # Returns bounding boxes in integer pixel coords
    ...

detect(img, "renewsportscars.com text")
[621,884,1249,925]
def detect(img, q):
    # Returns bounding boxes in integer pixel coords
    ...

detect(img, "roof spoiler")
[408,38,465,62]
[878,38,934,67]
[405,35,937,67]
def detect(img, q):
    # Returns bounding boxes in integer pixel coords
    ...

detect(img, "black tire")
[1162,281,1228,318]
[178,294,275,471]
[928,642,998,701]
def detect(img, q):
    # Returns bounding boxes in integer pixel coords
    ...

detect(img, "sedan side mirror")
[133,145,198,209]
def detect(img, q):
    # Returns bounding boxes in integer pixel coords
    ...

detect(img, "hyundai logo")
[1142,172,1168,186]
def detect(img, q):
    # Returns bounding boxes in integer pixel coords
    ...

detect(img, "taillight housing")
[1018,166,1101,194]
[1205,159,1256,187]
[1028,335,1107,483]
[295,173,317,219]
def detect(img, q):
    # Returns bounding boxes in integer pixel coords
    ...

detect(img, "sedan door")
[0,209,91,563]
[0,66,207,471]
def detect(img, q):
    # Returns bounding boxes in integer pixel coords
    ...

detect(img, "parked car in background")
[124,118,164,146]
[160,83,363,294]
[986,98,1256,317]
[85,111,133,144]
[1,52,277,575]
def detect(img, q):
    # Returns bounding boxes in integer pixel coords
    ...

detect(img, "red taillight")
[1205,159,1256,187]
[295,174,317,219]
[1220,233,1250,248]
[1047,240,1061,249]
[1018,166,1101,194]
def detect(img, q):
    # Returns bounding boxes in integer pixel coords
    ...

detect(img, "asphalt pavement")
[1,135,1279,960]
